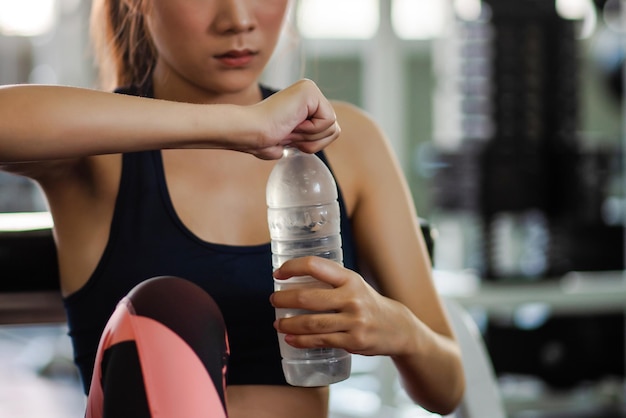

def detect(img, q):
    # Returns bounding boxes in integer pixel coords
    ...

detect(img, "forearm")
[392,307,465,415]
[0,85,255,162]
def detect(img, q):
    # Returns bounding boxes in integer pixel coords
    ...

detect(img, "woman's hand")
[247,79,341,160]
[270,256,417,357]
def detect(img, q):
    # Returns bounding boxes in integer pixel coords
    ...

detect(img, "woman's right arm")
[0,78,339,169]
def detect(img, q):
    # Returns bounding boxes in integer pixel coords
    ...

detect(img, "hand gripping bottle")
[266,147,351,387]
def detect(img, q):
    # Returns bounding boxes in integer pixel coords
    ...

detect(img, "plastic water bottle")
[266,147,351,387]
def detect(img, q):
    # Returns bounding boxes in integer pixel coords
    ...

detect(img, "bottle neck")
[282,146,301,158]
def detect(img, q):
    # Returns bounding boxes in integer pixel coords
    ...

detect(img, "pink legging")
[85,276,229,418]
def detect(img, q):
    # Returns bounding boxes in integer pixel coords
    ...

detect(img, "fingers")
[273,256,349,288]
[271,256,379,353]
[294,80,341,151]
[276,312,347,335]
[272,285,338,312]
[254,79,340,158]
[271,257,351,313]
[253,119,338,158]
[219,79,339,160]
[282,329,357,351]
[288,120,341,154]
[274,310,371,353]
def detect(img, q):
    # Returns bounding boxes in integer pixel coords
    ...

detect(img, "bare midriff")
[226,385,329,418]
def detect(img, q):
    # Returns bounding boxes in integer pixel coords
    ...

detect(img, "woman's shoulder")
[323,100,401,215]
[331,100,374,128]
[328,100,398,168]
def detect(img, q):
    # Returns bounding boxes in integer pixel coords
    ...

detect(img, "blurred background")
[0,0,625,417]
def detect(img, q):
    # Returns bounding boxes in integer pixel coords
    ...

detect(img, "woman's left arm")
[271,102,465,414]
[340,104,466,413]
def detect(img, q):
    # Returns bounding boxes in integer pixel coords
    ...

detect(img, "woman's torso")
[49,88,360,418]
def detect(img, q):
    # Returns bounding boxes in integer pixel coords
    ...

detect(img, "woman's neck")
[150,65,263,105]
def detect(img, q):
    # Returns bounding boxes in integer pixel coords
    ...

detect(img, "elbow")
[437,370,466,416]
[419,369,466,416]
[435,347,466,415]
[402,347,466,415]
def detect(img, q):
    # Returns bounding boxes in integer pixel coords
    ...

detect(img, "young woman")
[0,0,465,417]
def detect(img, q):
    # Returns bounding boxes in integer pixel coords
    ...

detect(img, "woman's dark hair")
[90,0,156,90]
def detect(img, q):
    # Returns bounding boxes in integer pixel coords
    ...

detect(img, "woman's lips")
[215,50,257,67]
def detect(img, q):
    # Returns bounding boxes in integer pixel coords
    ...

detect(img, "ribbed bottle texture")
[266,147,351,386]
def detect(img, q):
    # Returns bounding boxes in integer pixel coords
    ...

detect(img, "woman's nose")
[213,0,256,34]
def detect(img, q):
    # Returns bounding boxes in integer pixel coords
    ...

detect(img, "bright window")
[296,0,379,39]
[392,0,447,40]
[556,0,593,20]
[555,0,597,38]
[0,0,57,37]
